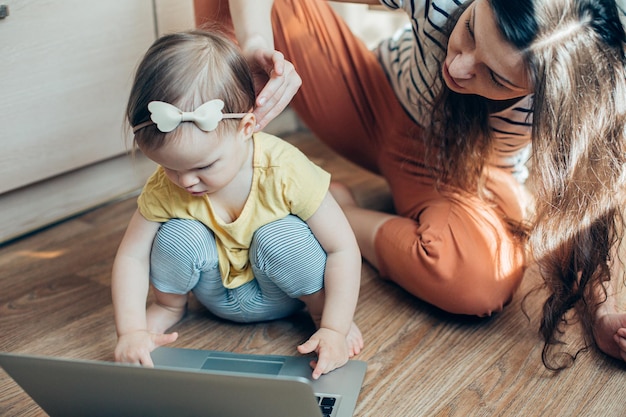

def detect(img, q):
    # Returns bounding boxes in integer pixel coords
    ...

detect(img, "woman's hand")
[245,48,301,131]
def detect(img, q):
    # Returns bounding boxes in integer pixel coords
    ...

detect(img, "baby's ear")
[238,113,256,137]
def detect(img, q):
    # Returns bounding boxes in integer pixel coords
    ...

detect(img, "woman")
[195,0,626,368]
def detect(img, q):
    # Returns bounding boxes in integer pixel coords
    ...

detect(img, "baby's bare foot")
[346,322,364,357]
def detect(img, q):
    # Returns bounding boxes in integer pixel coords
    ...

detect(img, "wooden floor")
[1,131,625,416]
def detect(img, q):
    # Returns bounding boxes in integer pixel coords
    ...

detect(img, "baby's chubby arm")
[111,209,178,367]
[298,192,363,379]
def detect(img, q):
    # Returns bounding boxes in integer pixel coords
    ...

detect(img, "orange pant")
[194,0,527,316]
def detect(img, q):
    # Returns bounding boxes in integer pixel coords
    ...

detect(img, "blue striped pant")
[150,216,326,323]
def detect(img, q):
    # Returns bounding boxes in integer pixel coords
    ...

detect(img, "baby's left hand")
[297,327,349,379]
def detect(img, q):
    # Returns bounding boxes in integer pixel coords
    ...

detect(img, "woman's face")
[444,0,532,101]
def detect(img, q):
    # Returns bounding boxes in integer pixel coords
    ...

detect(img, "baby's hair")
[126,28,256,151]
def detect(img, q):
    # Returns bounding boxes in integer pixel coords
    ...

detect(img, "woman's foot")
[594,310,626,362]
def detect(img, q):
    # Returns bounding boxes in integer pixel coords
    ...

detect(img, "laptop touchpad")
[201,357,284,375]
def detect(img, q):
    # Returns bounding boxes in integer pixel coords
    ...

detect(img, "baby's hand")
[114,329,178,367]
[297,328,350,380]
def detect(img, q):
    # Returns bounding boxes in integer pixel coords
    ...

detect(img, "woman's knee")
[438,265,524,316]
[375,206,526,316]
[393,256,524,316]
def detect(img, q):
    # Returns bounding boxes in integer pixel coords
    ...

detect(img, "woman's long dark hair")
[424,0,536,251]
[424,2,492,195]
[524,0,626,370]
[426,0,626,370]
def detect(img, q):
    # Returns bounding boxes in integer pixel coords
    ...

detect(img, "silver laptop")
[0,347,367,417]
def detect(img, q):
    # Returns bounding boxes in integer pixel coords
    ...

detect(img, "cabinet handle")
[0,5,8,19]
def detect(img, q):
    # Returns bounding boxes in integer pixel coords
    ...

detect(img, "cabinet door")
[0,0,155,194]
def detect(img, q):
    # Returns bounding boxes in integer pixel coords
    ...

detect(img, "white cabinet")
[0,0,155,193]
[0,0,195,242]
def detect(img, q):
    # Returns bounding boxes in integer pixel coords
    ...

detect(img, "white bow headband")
[132,99,247,133]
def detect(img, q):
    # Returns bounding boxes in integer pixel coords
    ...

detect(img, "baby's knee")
[250,215,324,269]
[250,216,326,297]
[153,219,213,255]
[151,219,219,293]
[252,215,310,245]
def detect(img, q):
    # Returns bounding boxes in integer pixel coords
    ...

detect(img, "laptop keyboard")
[316,395,337,417]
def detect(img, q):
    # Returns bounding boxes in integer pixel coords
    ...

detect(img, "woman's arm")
[227,0,301,131]
[228,0,275,54]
